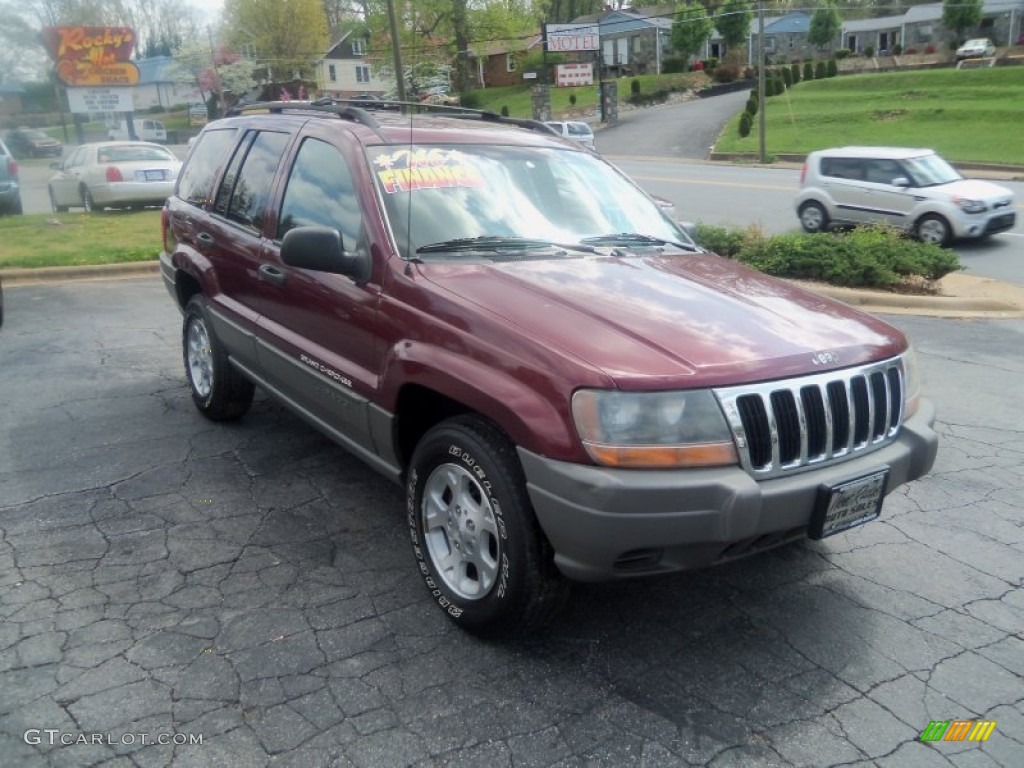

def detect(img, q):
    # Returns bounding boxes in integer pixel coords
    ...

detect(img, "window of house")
[352,39,365,55]
[356,65,370,83]
[507,54,517,72]
[329,64,336,82]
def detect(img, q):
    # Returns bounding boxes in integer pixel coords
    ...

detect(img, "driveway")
[1,278,1021,767]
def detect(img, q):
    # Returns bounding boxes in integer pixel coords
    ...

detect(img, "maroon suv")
[160,101,938,636]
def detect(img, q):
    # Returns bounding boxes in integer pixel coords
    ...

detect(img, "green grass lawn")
[0,211,161,269]
[715,67,1024,164]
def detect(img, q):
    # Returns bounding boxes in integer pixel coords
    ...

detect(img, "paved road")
[1,278,1021,767]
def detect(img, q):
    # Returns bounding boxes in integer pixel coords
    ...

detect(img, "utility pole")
[757,3,766,164]
[385,0,406,102]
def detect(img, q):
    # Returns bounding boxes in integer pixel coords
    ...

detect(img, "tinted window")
[820,158,864,181]
[277,138,363,247]
[177,128,238,207]
[864,159,902,184]
[225,131,289,232]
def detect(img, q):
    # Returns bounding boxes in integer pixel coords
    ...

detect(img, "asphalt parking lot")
[0,277,1021,767]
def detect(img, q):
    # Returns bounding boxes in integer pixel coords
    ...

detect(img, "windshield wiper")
[416,236,597,255]
[580,233,699,252]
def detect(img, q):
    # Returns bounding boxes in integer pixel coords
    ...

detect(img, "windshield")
[367,144,691,258]
[902,153,962,186]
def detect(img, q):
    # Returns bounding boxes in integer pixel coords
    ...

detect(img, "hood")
[418,253,905,389]
[939,178,1014,202]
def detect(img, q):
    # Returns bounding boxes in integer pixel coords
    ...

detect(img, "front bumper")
[951,209,1016,239]
[522,400,937,582]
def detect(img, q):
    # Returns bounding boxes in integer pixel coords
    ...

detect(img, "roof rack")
[226,98,558,139]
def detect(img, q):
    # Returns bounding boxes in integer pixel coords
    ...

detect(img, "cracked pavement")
[0,277,1021,767]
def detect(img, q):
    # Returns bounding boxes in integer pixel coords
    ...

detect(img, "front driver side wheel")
[182,297,255,421]
[916,214,951,247]
[407,415,569,637]
[799,201,829,233]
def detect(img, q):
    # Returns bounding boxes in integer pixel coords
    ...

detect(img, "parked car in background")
[544,120,596,151]
[158,100,937,637]
[955,38,996,60]
[795,146,1016,246]
[419,85,459,106]
[47,141,181,212]
[0,135,22,215]
[5,126,63,158]
[107,118,168,143]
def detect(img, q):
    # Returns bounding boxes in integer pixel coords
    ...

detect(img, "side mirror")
[892,176,911,188]
[280,226,369,282]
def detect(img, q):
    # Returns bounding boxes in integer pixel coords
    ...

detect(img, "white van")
[107,118,167,143]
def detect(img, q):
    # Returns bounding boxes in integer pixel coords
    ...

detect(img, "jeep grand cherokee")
[159,101,938,636]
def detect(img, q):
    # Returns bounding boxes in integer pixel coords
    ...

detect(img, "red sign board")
[42,27,140,87]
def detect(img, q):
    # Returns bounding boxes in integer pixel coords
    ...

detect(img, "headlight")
[571,389,738,468]
[901,346,921,420]
[955,197,987,213]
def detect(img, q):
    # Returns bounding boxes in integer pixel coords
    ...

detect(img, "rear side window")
[177,128,238,207]
[820,157,864,181]
[568,123,590,137]
[224,131,290,232]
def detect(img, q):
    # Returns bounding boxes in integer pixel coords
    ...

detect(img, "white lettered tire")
[406,415,569,637]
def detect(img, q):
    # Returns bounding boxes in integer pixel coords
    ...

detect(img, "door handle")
[196,232,215,246]
[258,264,287,287]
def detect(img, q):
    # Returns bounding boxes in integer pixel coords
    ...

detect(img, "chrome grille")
[715,357,905,479]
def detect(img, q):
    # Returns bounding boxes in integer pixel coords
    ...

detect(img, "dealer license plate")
[809,468,889,540]
[144,170,166,181]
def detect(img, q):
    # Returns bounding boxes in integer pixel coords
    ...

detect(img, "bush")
[834,49,852,59]
[893,43,903,55]
[864,45,875,57]
[746,96,758,116]
[781,66,793,87]
[630,78,641,95]
[569,93,576,106]
[662,56,688,73]
[711,62,741,83]
[827,59,837,77]
[815,60,827,79]
[738,111,752,138]
[926,44,936,54]
[905,47,918,55]
[803,61,814,81]
[790,63,801,84]
[701,57,719,71]
[500,105,509,116]
[692,223,960,290]
[459,91,483,108]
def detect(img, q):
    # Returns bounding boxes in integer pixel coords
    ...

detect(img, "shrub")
[500,105,509,116]
[569,93,576,106]
[692,223,960,290]
[781,66,793,87]
[701,57,719,71]
[630,78,641,95]
[459,91,483,108]
[834,48,852,59]
[738,111,752,137]
[864,45,875,57]
[905,47,918,54]
[774,77,786,96]
[803,61,814,81]
[826,58,837,77]
[711,62,741,83]
[790,63,801,84]
[925,44,936,54]
[893,43,903,55]
[815,60,827,79]
[746,96,758,116]
[662,56,687,73]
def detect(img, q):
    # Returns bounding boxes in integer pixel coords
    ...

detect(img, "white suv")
[794,146,1016,246]
[544,121,596,151]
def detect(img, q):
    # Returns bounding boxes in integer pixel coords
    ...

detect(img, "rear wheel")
[182,297,254,421]
[407,416,569,637]
[799,201,829,233]
[916,214,951,247]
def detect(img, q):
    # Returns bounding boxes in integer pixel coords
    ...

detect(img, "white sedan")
[47,141,181,213]
[955,38,996,60]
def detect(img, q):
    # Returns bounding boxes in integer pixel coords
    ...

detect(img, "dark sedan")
[6,127,63,158]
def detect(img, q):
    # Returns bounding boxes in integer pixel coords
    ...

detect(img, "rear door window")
[223,131,290,232]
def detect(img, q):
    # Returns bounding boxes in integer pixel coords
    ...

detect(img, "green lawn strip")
[0,211,161,269]
[716,68,1024,164]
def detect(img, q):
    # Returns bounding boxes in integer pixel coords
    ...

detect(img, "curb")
[3,259,1021,318]
[0,261,160,286]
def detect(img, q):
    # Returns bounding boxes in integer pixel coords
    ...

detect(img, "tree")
[716,1,752,53]
[671,1,713,63]
[808,2,842,54]
[223,0,329,82]
[942,0,982,44]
